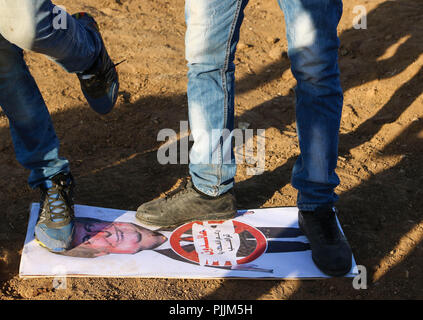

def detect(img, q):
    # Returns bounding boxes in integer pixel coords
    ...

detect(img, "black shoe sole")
[311,255,352,277]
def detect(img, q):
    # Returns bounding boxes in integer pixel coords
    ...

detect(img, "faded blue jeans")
[0,0,101,188]
[186,0,344,211]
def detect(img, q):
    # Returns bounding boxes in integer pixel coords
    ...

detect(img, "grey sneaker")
[34,173,75,253]
[136,180,237,227]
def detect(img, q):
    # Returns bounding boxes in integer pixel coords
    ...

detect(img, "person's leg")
[136,0,249,227]
[0,0,119,114]
[0,0,99,73]
[278,0,344,211]
[186,0,248,197]
[0,35,74,252]
[0,36,69,187]
[278,0,351,276]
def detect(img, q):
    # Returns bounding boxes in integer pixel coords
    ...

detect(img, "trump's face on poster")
[62,218,167,258]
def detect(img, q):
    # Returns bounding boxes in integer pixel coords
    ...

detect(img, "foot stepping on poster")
[20,203,358,279]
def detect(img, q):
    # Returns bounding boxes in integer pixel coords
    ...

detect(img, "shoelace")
[165,180,193,201]
[45,186,68,222]
[102,59,126,83]
[80,59,125,99]
[82,59,126,82]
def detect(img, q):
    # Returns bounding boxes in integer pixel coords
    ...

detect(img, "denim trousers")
[0,0,101,188]
[186,0,344,210]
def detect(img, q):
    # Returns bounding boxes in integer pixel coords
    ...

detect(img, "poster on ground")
[19,203,358,279]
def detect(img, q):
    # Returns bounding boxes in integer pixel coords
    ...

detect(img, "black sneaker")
[34,173,75,253]
[73,12,120,115]
[298,206,352,277]
[136,180,237,227]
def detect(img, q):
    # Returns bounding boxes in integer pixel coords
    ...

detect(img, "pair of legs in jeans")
[0,0,118,252]
[185,0,343,209]
[137,0,352,276]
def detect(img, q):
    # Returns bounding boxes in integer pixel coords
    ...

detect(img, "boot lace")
[45,185,68,222]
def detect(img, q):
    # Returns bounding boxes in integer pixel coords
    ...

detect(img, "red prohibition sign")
[169,220,267,266]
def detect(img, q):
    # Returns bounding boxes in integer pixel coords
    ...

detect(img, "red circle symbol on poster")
[169,220,267,267]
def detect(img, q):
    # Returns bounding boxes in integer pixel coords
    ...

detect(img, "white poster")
[19,203,358,279]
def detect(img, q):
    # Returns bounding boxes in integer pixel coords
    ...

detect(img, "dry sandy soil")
[0,0,422,300]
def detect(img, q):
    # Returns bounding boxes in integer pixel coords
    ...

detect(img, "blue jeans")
[0,0,101,188]
[186,0,344,210]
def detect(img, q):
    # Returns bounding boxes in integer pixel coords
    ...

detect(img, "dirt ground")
[0,0,422,300]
